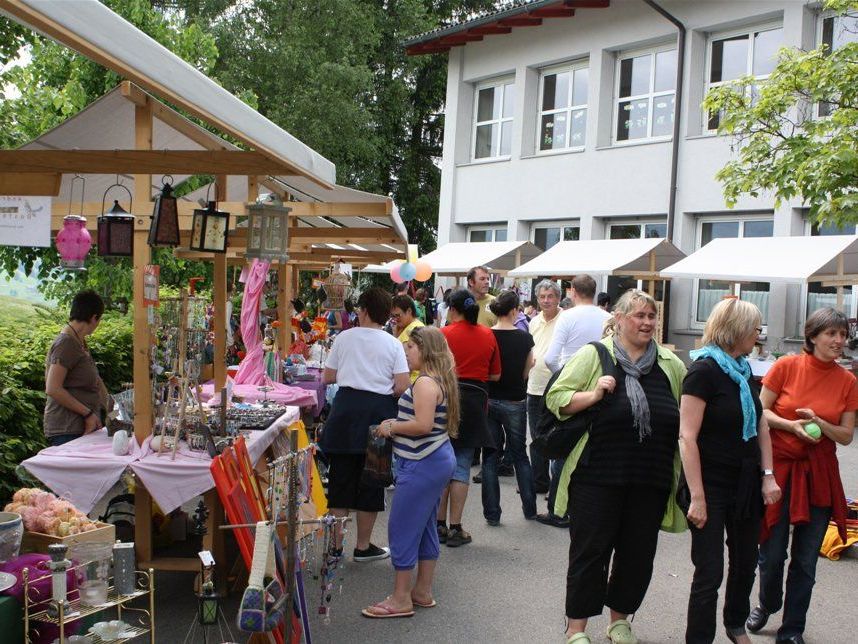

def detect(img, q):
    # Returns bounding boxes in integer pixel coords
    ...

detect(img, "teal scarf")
[689,344,757,442]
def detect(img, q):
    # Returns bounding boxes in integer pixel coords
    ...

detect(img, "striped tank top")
[392,375,449,460]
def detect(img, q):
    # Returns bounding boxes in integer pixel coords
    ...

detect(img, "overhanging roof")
[0,0,335,187]
[661,236,858,284]
[404,0,609,56]
[419,241,542,275]
[509,238,683,277]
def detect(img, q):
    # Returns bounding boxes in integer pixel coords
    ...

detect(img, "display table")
[289,367,327,418]
[198,380,317,408]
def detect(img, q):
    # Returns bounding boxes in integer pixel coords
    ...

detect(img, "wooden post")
[278,263,292,353]
[212,174,229,391]
[648,250,657,297]
[132,103,153,445]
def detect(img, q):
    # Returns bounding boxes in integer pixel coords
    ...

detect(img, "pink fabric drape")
[234,258,270,385]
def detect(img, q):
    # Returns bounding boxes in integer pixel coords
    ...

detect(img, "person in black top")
[680,298,781,644]
[481,290,536,524]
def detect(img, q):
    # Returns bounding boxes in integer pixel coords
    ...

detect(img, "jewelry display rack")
[22,565,155,643]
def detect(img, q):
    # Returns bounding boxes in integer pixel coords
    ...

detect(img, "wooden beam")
[291,227,401,242]
[468,25,513,35]
[287,250,402,263]
[0,172,61,196]
[278,263,291,353]
[565,0,610,8]
[531,7,575,18]
[0,150,295,176]
[51,201,247,230]
[439,34,483,45]
[499,17,543,27]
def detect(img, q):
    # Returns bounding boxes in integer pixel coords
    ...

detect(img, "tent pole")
[648,250,656,297]
[212,175,228,391]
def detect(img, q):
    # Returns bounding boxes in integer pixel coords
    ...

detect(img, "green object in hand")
[804,422,821,439]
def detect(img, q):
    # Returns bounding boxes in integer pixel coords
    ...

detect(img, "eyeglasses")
[391,312,402,319]
[755,327,763,334]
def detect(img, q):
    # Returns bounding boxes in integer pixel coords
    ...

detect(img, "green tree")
[703,0,858,226]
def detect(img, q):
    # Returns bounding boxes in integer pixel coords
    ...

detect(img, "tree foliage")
[703,0,858,226]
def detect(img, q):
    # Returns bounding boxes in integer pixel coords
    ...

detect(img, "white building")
[405,0,857,351]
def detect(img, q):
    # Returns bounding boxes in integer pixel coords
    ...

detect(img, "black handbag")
[531,341,616,460]
[360,424,394,488]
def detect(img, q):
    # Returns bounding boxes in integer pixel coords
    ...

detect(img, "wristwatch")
[762,468,774,477]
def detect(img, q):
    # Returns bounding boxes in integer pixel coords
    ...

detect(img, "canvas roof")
[508,238,684,277]
[660,236,858,284]
[409,241,542,275]
[0,0,334,187]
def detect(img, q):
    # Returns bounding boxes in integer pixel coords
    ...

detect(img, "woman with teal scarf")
[680,298,781,644]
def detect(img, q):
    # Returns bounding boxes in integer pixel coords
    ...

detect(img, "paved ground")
[146,441,858,643]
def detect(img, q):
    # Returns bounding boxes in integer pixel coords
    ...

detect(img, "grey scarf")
[612,338,658,442]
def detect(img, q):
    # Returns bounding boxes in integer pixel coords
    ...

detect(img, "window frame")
[536,60,589,154]
[691,215,775,328]
[704,21,784,132]
[468,225,508,243]
[471,77,516,161]
[612,42,678,145]
[816,9,858,117]
[530,220,581,251]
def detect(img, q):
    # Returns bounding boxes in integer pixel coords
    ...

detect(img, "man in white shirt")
[544,274,611,373]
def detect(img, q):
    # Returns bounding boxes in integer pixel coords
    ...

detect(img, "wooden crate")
[20,522,116,554]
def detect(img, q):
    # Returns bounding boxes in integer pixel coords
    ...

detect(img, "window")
[818,12,858,116]
[532,223,579,250]
[538,63,588,151]
[694,218,774,324]
[615,46,677,142]
[606,222,668,301]
[807,221,857,316]
[473,79,515,160]
[468,226,507,242]
[706,25,783,129]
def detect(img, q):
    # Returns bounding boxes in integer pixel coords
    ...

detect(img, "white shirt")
[544,304,611,373]
[527,311,560,396]
[436,301,449,327]
[326,327,409,395]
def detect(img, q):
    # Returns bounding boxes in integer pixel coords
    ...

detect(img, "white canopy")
[508,238,685,278]
[660,236,858,284]
[417,241,542,275]
[0,0,335,186]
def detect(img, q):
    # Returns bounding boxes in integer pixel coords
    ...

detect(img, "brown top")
[43,332,106,437]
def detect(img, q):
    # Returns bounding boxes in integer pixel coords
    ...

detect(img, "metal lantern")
[245,195,291,262]
[148,176,180,247]
[55,175,92,270]
[190,201,230,253]
[98,180,134,257]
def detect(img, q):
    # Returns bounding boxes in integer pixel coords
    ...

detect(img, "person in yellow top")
[392,295,425,382]
[467,265,497,327]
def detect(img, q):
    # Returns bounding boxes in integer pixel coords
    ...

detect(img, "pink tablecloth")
[198,380,316,409]
[20,407,300,516]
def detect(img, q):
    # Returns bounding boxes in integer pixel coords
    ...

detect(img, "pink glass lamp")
[55,175,92,271]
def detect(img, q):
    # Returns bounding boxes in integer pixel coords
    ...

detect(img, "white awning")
[660,236,858,283]
[419,241,542,275]
[1,0,334,186]
[508,238,684,278]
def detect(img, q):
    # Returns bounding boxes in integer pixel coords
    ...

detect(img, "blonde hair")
[701,298,762,350]
[408,326,460,437]
[612,288,658,339]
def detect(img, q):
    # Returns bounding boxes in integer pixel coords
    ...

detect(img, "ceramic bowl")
[0,512,23,563]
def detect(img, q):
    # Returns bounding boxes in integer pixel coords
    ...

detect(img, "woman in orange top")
[746,308,858,644]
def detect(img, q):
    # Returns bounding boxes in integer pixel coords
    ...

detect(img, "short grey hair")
[534,279,561,299]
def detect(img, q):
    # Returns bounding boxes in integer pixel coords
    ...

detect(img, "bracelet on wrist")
[762,468,774,477]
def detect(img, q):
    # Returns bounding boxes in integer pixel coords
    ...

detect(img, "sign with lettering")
[0,196,51,247]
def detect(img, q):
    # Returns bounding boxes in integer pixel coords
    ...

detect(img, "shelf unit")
[22,567,155,644]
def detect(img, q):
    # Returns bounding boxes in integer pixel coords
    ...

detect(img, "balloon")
[399,262,417,281]
[414,261,433,281]
[390,262,404,283]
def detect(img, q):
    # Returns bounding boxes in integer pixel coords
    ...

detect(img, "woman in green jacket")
[546,289,686,644]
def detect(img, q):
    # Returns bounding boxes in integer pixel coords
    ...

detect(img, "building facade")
[408,0,857,351]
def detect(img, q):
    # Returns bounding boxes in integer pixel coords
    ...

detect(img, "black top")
[573,364,679,491]
[489,329,535,401]
[682,358,762,489]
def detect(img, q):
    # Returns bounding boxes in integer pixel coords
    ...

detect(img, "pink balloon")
[390,263,404,283]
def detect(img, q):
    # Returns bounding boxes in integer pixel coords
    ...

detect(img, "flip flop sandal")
[361,602,415,619]
[606,619,637,644]
[412,598,437,608]
[567,633,591,644]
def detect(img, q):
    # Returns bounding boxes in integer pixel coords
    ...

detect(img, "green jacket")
[546,337,688,533]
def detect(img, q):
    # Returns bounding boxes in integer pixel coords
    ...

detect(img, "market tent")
[508,238,685,278]
[0,0,333,187]
[417,241,542,275]
[660,236,858,284]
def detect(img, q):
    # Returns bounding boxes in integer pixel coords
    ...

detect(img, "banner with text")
[0,196,52,247]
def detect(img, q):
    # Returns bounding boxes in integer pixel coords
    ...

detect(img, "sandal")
[361,599,415,619]
[412,597,437,608]
[567,633,591,644]
[606,619,637,644]
[437,523,448,544]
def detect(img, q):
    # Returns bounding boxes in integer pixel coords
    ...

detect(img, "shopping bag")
[360,424,393,488]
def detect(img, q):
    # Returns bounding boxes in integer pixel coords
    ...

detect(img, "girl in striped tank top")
[362,326,459,619]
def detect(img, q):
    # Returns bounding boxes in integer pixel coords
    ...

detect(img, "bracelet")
[762,468,774,477]
[387,420,395,437]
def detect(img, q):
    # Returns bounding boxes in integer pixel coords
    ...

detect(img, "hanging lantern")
[190,201,230,253]
[55,175,92,271]
[98,178,134,257]
[245,195,291,262]
[198,580,220,625]
[322,263,352,310]
[148,175,180,247]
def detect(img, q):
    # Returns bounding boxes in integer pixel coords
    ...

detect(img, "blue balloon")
[399,262,417,280]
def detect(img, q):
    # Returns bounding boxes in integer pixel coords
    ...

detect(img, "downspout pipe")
[642,0,686,243]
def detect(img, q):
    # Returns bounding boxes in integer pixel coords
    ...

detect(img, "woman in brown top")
[44,290,108,446]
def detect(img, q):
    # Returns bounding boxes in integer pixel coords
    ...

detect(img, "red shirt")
[761,353,858,543]
[441,321,501,381]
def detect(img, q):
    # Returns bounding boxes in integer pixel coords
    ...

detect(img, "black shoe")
[534,487,549,495]
[472,472,482,484]
[353,543,390,562]
[746,606,770,633]
[776,637,805,644]
[446,527,472,547]
[497,463,515,477]
[486,518,500,527]
[535,513,570,528]
[437,523,448,544]
[725,627,746,643]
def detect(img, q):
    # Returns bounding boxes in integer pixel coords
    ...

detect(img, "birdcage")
[322,267,352,310]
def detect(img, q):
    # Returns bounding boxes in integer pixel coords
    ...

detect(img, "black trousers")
[566,482,667,619]
[685,484,760,644]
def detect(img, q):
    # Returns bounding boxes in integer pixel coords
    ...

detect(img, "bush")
[0,371,45,506]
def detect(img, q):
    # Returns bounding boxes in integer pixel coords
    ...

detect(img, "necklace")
[66,324,88,350]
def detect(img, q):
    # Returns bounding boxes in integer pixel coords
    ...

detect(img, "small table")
[288,367,327,418]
